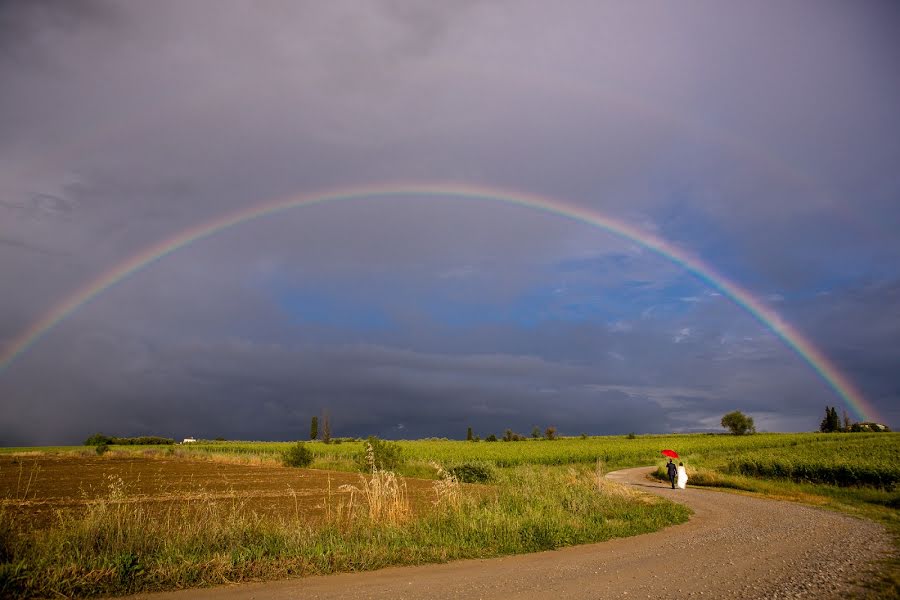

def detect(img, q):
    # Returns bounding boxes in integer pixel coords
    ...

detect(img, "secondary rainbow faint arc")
[0,182,880,423]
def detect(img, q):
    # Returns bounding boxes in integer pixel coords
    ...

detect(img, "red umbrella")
[661,449,679,459]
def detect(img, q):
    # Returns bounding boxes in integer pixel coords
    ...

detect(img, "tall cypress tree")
[830,407,840,432]
[821,406,841,433]
[310,416,319,440]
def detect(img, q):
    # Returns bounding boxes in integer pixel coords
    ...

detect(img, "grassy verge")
[0,463,689,598]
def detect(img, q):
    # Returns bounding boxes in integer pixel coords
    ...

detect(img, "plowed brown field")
[0,454,438,527]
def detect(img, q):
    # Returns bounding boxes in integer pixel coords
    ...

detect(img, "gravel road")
[125,466,893,600]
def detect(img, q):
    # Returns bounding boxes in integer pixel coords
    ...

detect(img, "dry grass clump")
[430,462,462,509]
[9,462,41,501]
[337,442,411,525]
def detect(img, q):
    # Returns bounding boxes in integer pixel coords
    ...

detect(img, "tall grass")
[0,463,688,599]
[337,442,411,525]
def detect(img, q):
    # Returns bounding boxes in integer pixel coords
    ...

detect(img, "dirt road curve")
[127,467,892,600]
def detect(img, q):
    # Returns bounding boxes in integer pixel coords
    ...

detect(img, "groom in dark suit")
[666,458,677,489]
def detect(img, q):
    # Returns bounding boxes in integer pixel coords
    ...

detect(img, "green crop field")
[177,431,900,481]
[724,436,899,489]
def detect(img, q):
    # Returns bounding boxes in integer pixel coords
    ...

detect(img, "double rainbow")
[0,183,880,423]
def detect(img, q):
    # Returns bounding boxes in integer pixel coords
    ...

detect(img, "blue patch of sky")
[263,252,713,334]
[426,262,710,328]
[271,283,394,331]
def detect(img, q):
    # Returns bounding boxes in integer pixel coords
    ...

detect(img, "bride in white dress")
[676,462,688,489]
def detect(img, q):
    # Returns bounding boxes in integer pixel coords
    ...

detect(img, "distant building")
[850,422,891,433]
[182,437,197,444]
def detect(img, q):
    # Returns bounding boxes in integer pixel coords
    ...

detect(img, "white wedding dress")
[676,465,688,489]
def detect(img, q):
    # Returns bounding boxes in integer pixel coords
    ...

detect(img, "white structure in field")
[182,437,197,444]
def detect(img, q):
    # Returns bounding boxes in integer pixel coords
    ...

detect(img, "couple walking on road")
[666,458,688,489]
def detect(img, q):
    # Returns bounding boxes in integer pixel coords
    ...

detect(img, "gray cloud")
[1,1,897,444]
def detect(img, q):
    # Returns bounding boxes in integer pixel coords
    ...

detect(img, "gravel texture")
[124,466,893,600]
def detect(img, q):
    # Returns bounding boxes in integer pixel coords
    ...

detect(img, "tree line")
[819,406,890,433]
[84,433,175,446]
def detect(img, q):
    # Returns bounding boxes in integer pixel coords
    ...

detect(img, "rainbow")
[0,182,881,423]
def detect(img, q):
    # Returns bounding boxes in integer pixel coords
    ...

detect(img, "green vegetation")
[720,410,755,435]
[820,406,842,433]
[447,461,494,483]
[726,437,898,489]
[129,432,897,476]
[355,436,404,472]
[0,461,687,598]
[83,434,174,446]
[282,442,313,468]
[2,432,897,598]
[310,416,318,441]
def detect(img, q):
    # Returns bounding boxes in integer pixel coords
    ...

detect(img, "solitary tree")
[310,416,319,441]
[531,426,541,439]
[466,426,473,441]
[721,411,755,435]
[544,426,557,441]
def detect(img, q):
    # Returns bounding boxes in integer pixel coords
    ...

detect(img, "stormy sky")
[1,1,898,445]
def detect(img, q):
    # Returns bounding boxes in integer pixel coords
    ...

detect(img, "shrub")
[485,434,498,442]
[95,444,109,456]
[447,461,494,483]
[355,437,404,472]
[626,432,636,439]
[544,426,557,441]
[282,442,313,468]
[84,433,112,446]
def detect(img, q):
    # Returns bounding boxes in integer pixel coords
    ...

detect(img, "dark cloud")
[0,0,119,61]
[1,2,898,444]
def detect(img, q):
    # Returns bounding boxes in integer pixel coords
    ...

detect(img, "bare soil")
[0,454,438,526]
[121,466,893,600]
